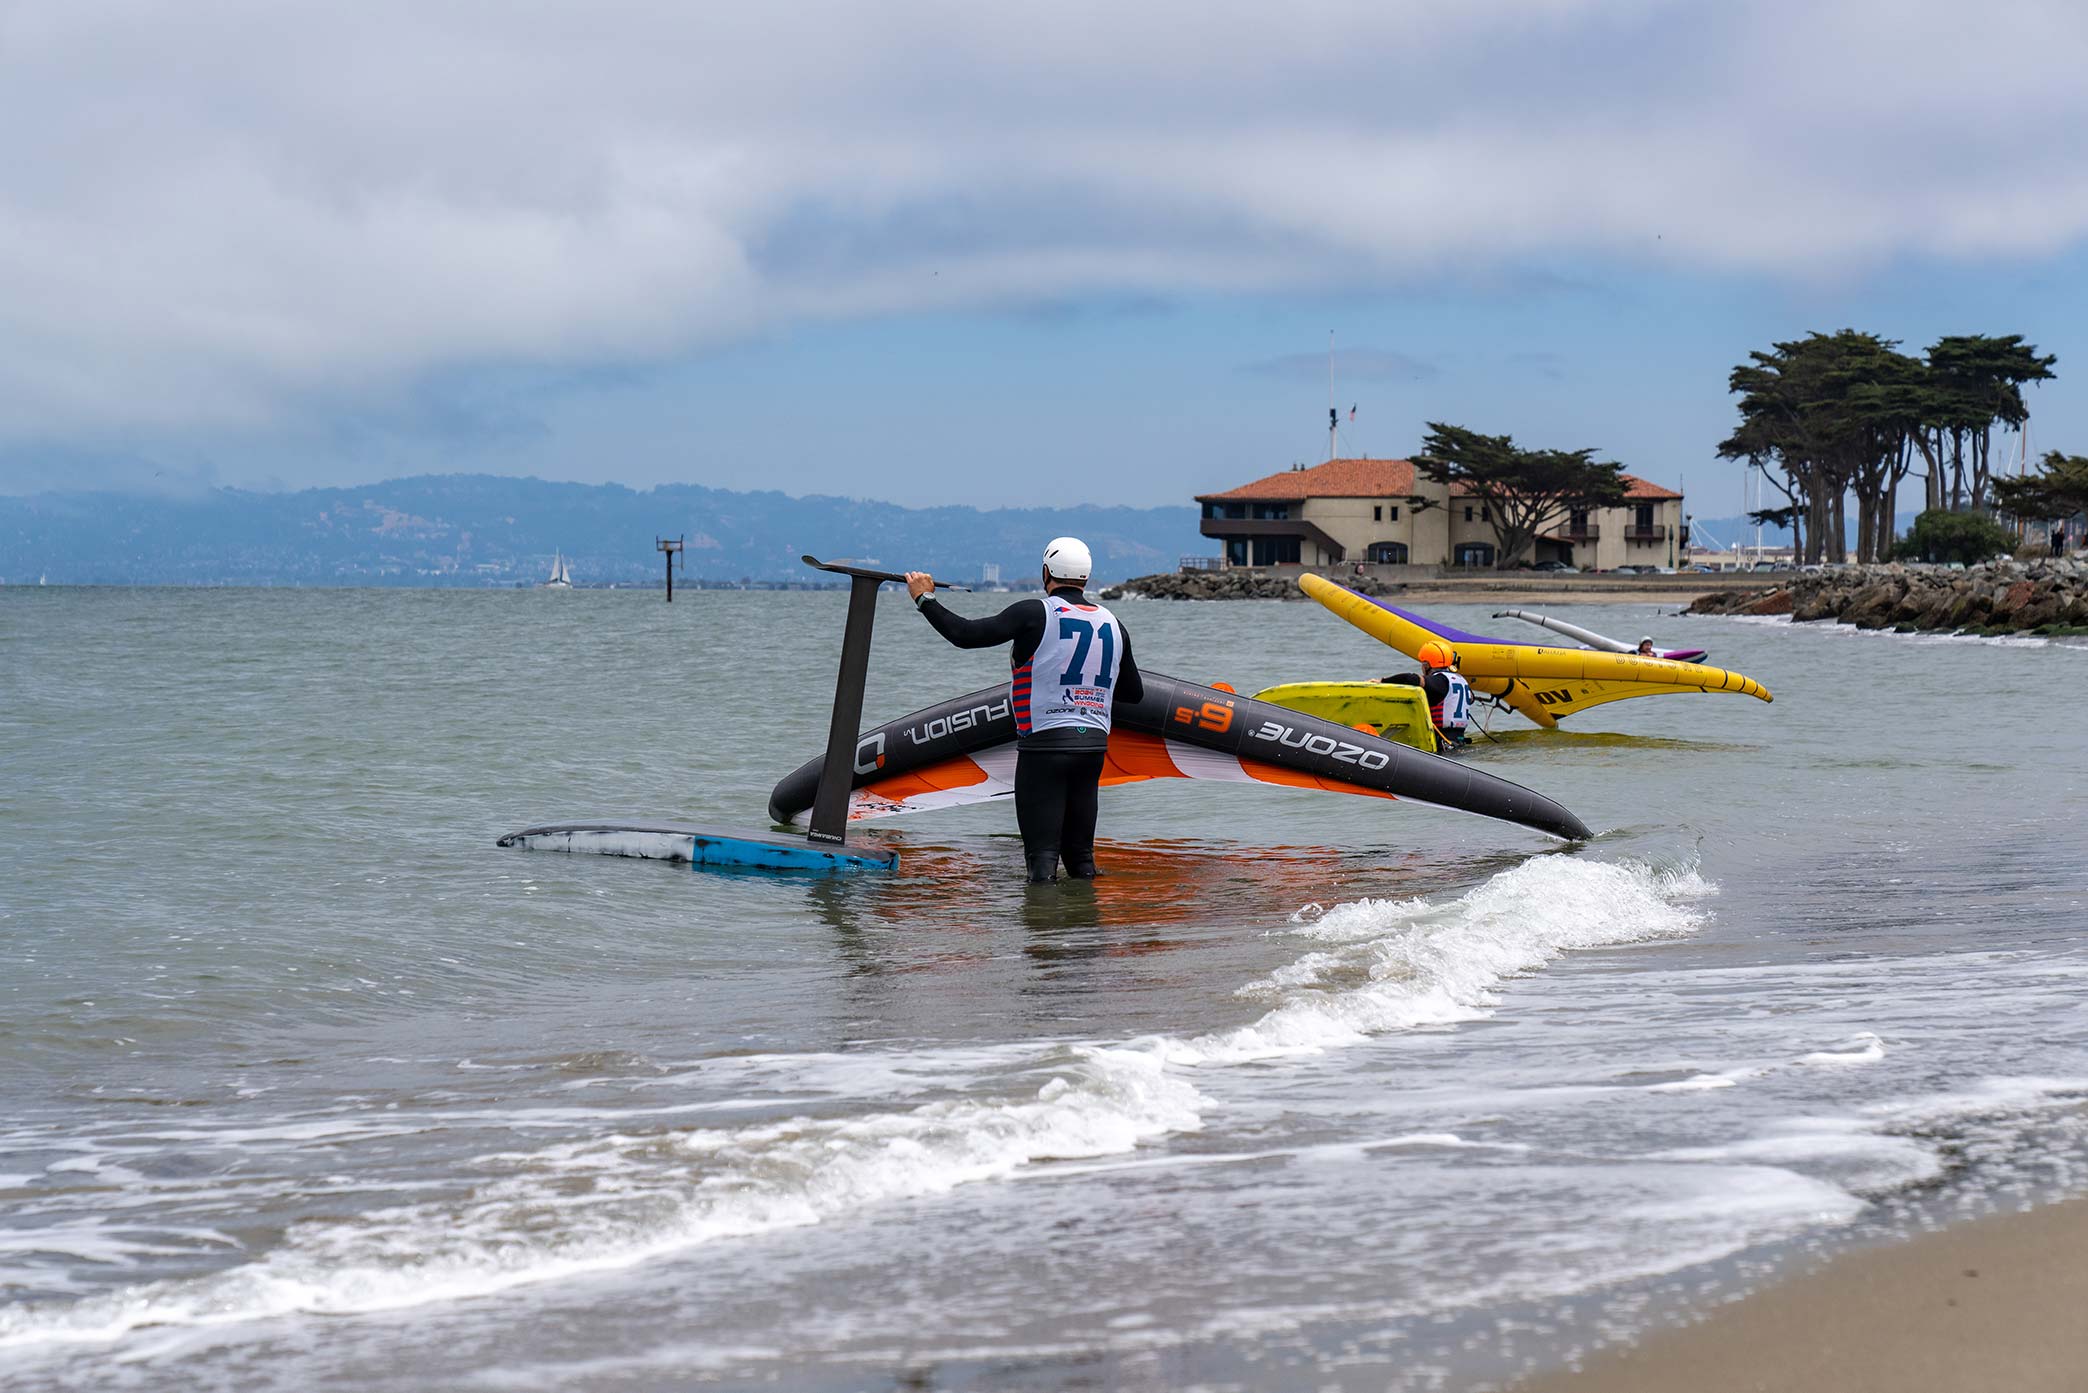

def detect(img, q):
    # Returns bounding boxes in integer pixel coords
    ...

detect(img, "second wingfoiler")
[1297,575,1771,728]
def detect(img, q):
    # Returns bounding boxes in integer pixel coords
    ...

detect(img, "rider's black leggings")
[1014,749,1106,883]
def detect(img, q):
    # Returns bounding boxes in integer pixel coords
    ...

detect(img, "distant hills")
[0,475,1205,587]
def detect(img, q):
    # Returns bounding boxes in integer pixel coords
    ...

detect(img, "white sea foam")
[1645,1072,1745,1093]
[0,856,1713,1355]
[1835,626,2058,649]
[1162,858,1710,1065]
[1624,1162,1863,1226]
[1712,611,2077,650]
[1856,1074,2088,1127]
[1656,1121,1946,1193]
[1799,1031,1886,1066]
[0,1045,1200,1352]
[1362,1132,1532,1152]
[1649,1076,2088,1201]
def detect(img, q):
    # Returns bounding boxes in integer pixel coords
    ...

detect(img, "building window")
[1463,506,1474,522]
[1481,506,1491,521]
[1369,542,1409,564]
[1636,503,1655,528]
[1373,505,1382,521]
[1250,537,1301,566]
[1454,542,1496,568]
[1388,506,1399,522]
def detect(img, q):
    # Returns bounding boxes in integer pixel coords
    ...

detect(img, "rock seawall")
[1688,560,2088,634]
[1103,570,1401,600]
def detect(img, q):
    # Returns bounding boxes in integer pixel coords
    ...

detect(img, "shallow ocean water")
[2,586,2086,1391]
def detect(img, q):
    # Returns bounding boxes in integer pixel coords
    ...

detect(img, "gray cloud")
[2,0,2085,448]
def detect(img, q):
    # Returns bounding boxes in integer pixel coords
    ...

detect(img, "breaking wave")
[0,856,1709,1354]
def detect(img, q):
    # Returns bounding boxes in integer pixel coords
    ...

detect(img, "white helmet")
[1042,536,1093,581]
[1639,636,1656,646]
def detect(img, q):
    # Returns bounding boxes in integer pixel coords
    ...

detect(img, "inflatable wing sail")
[768,671,1591,841]
[1298,575,1770,728]
[1492,609,1707,663]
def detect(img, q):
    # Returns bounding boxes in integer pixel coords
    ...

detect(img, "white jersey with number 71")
[1014,596,1124,737]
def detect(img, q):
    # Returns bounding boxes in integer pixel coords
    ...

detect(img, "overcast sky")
[3,0,2085,515]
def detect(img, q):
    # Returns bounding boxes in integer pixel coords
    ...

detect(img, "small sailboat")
[543,551,573,589]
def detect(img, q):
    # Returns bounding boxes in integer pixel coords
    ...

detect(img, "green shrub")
[1893,510,2017,565]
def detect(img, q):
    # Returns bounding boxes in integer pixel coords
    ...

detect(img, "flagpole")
[1328,329,1336,460]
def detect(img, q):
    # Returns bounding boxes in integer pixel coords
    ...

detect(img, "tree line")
[1374,331,2076,573]
[1718,331,2059,564]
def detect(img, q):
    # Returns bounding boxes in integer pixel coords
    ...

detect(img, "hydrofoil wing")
[768,672,1590,840]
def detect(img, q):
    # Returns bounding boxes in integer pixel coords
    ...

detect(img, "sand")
[1516,1196,2088,1393]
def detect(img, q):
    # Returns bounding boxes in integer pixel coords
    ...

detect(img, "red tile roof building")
[1195,458,1686,570]
[1196,458,1418,503]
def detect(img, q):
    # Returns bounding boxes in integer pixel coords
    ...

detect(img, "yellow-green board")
[1252,681,1440,753]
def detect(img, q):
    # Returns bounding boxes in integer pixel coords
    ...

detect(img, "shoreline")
[1108,569,1766,606]
[1514,1193,2088,1392]
[1375,585,1708,606]
[1687,558,2088,635]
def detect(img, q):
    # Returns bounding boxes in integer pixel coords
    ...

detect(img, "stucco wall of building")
[1300,494,1426,563]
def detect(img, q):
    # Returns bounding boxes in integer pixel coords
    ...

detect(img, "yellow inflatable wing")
[1251,681,1439,753]
[1295,574,1772,728]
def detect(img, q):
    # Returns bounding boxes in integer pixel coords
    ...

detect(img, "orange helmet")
[1417,640,1455,669]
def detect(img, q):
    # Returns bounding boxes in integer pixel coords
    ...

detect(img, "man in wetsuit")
[1417,640,1472,752]
[1636,636,1657,656]
[905,537,1143,883]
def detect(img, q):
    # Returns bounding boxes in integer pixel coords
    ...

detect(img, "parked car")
[1531,561,1580,573]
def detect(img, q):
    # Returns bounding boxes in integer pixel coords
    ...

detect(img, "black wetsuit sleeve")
[1423,671,1448,710]
[1114,625,1144,705]
[918,597,1046,663]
